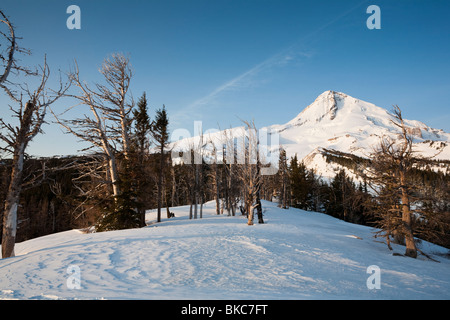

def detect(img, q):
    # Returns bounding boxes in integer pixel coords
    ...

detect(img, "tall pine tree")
[131,92,152,226]
[289,155,312,210]
[151,105,169,223]
[133,92,152,158]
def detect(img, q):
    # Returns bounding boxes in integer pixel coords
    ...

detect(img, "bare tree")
[96,54,134,160]
[52,61,121,200]
[207,135,221,215]
[221,127,239,216]
[0,58,70,258]
[363,106,421,258]
[237,120,264,225]
[193,124,205,219]
[0,10,36,95]
[53,54,133,203]
[0,10,16,85]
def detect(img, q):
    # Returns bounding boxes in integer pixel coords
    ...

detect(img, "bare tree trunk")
[215,167,220,215]
[1,58,69,258]
[2,143,24,258]
[171,166,176,207]
[157,146,164,223]
[213,148,220,215]
[400,171,417,258]
[0,10,16,85]
[255,155,264,224]
[200,196,203,219]
[108,154,120,199]
[247,202,254,225]
[282,179,287,209]
[166,191,171,219]
[194,162,199,219]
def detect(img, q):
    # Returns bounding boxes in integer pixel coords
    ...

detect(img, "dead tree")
[363,106,419,258]
[237,120,264,225]
[0,10,35,89]
[207,135,221,215]
[0,58,70,258]
[96,54,134,160]
[221,127,239,216]
[52,56,134,201]
[0,10,16,86]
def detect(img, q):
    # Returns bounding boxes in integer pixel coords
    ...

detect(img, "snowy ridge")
[1,200,449,300]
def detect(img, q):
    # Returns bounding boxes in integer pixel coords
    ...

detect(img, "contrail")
[175,0,368,122]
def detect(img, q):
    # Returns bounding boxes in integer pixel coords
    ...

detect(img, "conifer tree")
[96,159,141,232]
[277,147,290,209]
[151,105,169,223]
[132,92,152,226]
[133,92,152,158]
[289,155,312,210]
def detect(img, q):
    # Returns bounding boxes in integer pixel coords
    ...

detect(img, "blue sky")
[1,0,450,157]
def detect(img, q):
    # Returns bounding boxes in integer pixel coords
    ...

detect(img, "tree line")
[2,105,449,258]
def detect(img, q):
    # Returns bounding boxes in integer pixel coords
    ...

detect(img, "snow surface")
[1,200,449,300]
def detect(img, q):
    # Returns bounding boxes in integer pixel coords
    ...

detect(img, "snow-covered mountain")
[171,90,450,179]
[267,90,450,178]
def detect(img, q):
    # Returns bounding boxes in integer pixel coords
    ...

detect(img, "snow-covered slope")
[1,201,449,300]
[171,90,450,178]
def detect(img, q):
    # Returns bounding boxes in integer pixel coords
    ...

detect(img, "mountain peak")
[315,90,347,100]
[274,90,450,175]
[288,90,351,126]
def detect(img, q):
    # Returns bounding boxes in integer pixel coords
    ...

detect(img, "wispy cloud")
[178,46,312,116]
[170,51,293,129]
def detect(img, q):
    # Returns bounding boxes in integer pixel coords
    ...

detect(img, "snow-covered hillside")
[1,201,449,300]
[170,91,450,179]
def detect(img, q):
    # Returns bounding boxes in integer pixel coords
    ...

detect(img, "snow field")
[0,200,449,300]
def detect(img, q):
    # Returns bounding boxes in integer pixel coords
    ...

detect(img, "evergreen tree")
[131,92,152,226]
[289,155,312,210]
[326,169,347,219]
[276,147,290,209]
[151,105,169,223]
[133,92,152,157]
[96,159,141,232]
